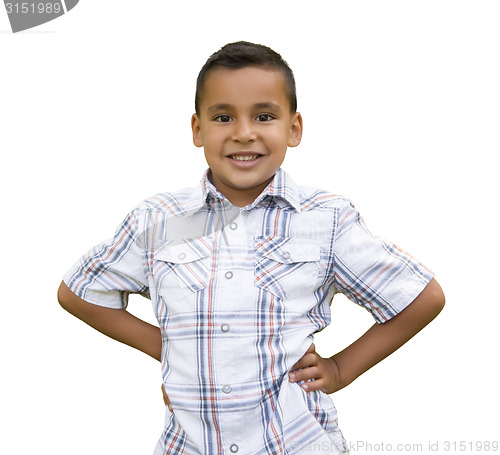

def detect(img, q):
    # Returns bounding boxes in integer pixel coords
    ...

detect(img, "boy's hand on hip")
[161,384,173,412]
[288,344,341,394]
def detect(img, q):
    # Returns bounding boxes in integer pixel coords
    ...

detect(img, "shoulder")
[295,184,353,213]
[283,179,357,238]
[280,169,354,213]
[133,185,203,217]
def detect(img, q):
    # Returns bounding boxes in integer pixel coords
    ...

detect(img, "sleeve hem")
[62,276,127,310]
[375,270,435,324]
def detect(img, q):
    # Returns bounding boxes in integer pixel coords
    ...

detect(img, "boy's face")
[191,66,302,207]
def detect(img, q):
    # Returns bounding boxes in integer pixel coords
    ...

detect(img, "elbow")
[57,281,97,322]
[57,282,68,311]
[428,278,446,319]
[436,292,446,317]
[407,278,445,324]
[57,281,75,314]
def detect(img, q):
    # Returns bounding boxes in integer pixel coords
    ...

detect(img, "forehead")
[199,67,290,111]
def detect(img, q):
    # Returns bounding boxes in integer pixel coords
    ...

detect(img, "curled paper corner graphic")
[4,0,79,33]
[64,0,78,11]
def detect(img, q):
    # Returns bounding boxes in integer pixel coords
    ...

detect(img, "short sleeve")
[332,200,434,323]
[63,207,149,309]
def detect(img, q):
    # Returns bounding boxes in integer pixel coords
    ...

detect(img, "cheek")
[204,131,225,149]
[267,131,289,152]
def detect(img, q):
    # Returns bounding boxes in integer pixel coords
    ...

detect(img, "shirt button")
[221,323,230,332]
[230,444,239,453]
[178,252,187,260]
[229,222,238,230]
[281,251,291,260]
[222,385,232,394]
[224,271,233,280]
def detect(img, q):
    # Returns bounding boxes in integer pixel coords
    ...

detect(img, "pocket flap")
[254,236,321,263]
[155,236,213,263]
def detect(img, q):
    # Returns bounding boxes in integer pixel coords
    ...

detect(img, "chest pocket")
[153,236,213,301]
[254,236,321,301]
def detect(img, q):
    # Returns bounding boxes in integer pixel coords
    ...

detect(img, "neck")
[208,172,272,207]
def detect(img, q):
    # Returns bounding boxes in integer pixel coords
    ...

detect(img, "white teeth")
[231,155,260,161]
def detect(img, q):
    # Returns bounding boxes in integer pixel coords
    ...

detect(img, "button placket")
[218,212,243,455]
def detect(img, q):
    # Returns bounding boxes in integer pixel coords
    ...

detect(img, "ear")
[191,114,203,147]
[287,112,303,148]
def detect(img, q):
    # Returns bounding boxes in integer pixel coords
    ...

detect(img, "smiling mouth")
[229,154,262,161]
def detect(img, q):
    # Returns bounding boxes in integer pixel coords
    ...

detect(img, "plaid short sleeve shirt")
[64,169,433,455]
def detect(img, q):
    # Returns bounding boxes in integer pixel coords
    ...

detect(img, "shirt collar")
[195,168,302,213]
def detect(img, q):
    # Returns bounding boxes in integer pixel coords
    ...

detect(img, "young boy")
[58,41,445,454]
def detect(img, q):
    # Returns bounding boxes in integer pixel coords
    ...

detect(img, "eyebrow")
[254,102,282,113]
[206,102,282,114]
[206,103,233,114]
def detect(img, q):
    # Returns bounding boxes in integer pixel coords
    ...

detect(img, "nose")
[231,118,257,143]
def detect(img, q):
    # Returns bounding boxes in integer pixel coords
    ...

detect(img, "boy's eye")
[215,114,232,123]
[256,113,274,122]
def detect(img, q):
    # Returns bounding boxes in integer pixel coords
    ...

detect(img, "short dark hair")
[195,41,297,114]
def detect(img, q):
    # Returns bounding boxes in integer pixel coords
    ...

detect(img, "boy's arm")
[58,281,162,362]
[289,278,445,393]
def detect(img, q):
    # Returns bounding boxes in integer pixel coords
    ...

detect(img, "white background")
[1,1,499,454]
